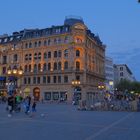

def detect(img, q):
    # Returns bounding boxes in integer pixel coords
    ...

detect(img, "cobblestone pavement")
[0,103,140,140]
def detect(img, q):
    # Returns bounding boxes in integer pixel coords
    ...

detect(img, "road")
[0,103,140,140]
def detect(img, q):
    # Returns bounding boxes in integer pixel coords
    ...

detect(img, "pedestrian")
[7,95,14,117]
[24,96,31,114]
[30,100,37,117]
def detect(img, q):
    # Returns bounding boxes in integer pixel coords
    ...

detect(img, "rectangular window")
[58,76,61,83]
[47,76,51,83]
[28,77,31,84]
[54,51,57,58]
[53,76,57,83]
[48,52,51,58]
[24,78,27,84]
[64,75,68,83]
[33,77,36,84]
[37,77,40,84]
[120,67,123,71]
[2,56,7,64]
[120,72,123,77]
[43,76,46,83]
[58,50,61,57]
[44,92,51,100]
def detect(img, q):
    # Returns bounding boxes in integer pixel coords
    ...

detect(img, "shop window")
[44,92,51,100]
[53,92,59,100]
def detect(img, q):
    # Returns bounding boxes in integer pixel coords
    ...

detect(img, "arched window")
[54,38,57,44]
[34,53,37,60]
[76,61,80,70]
[29,64,31,72]
[54,62,57,70]
[64,49,68,58]
[43,63,47,71]
[34,42,37,47]
[24,65,28,73]
[29,42,32,48]
[25,54,28,61]
[44,52,47,59]
[64,61,68,70]
[25,43,28,48]
[48,39,51,45]
[44,40,47,46]
[48,63,51,71]
[38,63,41,72]
[34,64,37,72]
[54,51,57,58]
[29,54,32,60]
[76,50,80,57]
[58,62,61,70]
[38,52,41,59]
[13,54,18,62]
[38,41,41,47]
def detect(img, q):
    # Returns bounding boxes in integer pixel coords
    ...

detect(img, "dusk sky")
[0,0,140,80]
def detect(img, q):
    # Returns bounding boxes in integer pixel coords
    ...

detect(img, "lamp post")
[6,65,23,96]
[71,80,81,105]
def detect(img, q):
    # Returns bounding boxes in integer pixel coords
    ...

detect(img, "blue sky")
[0,0,140,80]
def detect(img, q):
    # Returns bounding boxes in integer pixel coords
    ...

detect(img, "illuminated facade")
[0,16,105,102]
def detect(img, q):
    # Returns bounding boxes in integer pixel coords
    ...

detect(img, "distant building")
[114,64,136,85]
[0,16,105,103]
[105,57,114,91]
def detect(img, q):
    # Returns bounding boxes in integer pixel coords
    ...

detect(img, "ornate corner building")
[0,16,105,103]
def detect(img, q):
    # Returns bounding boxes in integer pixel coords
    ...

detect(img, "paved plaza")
[0,103,140,140]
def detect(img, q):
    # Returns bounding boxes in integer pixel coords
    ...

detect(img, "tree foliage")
[115,79,140,93]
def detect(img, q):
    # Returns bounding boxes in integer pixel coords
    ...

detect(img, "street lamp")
[71,80,81,105]
[6,65,23,96]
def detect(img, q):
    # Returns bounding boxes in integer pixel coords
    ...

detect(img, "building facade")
[114,64,135,85]
[105,57,114,91]
[0,16,105,103]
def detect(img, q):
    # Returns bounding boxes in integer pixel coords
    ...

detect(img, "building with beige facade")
[0,16,105,103]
